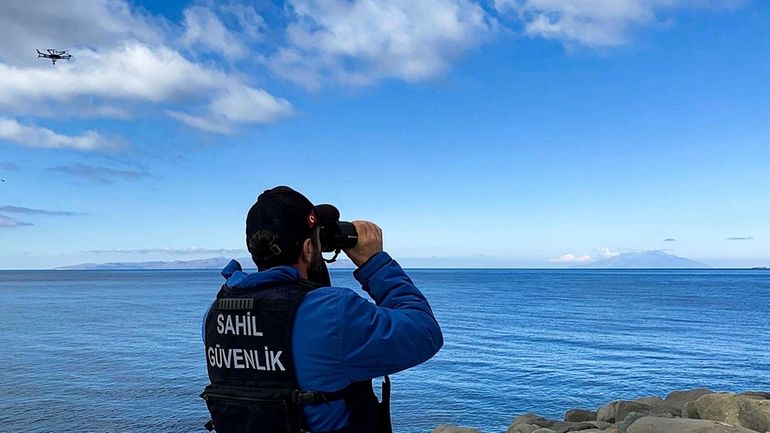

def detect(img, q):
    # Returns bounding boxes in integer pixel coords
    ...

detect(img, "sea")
[1,269,768,433]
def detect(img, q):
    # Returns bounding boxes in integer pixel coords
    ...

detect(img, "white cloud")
[168,84,294,134]
[597,246,620,258]
[495,0,744,47]
[0,1,291,137]
[0,44,222,110]
[550,253,593,263]
[181,6,247,59]
[269,0,496,89]
[221,3,267,40]
[0,117,117,151]
[0,0,162,65]
[0,42,293,135]
[550,246,622,263]
[166,111,234,135]
[211,86,294,123]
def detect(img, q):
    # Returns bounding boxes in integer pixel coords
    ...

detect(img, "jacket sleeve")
[337,252,443,381]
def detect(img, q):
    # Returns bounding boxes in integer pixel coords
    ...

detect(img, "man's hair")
[248,228,319,271]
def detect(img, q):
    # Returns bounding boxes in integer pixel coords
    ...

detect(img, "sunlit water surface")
[1,269,768,433]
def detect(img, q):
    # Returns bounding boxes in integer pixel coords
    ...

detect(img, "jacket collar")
[221,259,300,290]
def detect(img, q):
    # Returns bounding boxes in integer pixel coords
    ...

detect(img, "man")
[202,186,443,433]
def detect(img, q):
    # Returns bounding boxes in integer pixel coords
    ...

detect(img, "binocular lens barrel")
[320,221,358,252]
[337,222,358,249]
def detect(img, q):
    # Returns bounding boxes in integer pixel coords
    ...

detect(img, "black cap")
[246,186,338,266]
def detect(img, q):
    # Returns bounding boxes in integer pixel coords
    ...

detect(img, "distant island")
[55,251,711,270]
[55,257,356,270]
[577,251,710,269]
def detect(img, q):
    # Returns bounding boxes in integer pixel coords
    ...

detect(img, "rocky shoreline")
[433,388,770,433]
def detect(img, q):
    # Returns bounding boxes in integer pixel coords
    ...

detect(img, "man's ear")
[301,238,313,263]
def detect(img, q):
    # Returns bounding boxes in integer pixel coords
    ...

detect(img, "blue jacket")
[206,252,443,431]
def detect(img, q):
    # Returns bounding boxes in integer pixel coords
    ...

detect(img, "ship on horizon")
[752,266,768,270]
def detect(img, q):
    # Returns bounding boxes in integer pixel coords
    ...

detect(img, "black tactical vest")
[201,280,392,433]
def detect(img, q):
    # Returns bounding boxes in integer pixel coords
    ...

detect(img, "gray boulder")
[597,402,616,422]
[597,401,654,423]
[564,409,597,422]
[507,413,600,433]
[740,391,770,400]
[433,425,484,433]
[615,412,653,433]
[636,396,664,406]
[695,392,770,433]
[509,424,538,433]
[550,422,600,433]
[627,416,758,433]
[664,388,714,411]
[682,400,700,419]
[508,413,554,433]
[531,430,556,433]
[635,396,681,417]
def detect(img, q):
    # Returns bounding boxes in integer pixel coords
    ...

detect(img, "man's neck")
[293,263,308,280]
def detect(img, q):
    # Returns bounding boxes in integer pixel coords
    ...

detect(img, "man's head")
[245,186,328,280]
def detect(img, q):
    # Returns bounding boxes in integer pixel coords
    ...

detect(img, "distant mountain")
[56,257,241,270]
[579,251,710,269]
[56,256,356,270]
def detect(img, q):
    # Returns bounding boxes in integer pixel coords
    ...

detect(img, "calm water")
[1,269,768,433]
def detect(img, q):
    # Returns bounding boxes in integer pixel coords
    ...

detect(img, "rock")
[664,388,714,410]
[597,402,617,423]
[615,412,651,433]
[508,413,599,433]
[682,400,700,419]
[740,391,770,400]
[508,424,538,433]
[626,416,758,433]
[695,392,770,433]
[588,421,612,429]
[432,425,483,433]
[634,396,681,417]
[564,409,597,423]
[510,413,554,428]
[508,413,554,433]
[531,430,556,433]
[597,401,654,423]
[603,426,620,433]
[550,421,599,433]
[636,396,664,406]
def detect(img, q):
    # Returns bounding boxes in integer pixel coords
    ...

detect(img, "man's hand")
[344,220,383,267]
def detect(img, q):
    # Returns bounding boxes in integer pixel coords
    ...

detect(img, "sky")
[1,0,769,269]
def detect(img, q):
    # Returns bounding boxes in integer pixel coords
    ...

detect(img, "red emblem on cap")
[307,212,317,228]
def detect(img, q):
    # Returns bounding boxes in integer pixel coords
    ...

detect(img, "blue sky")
[1,0,768,269]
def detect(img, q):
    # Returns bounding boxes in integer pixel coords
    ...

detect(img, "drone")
[37,49,72,65]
